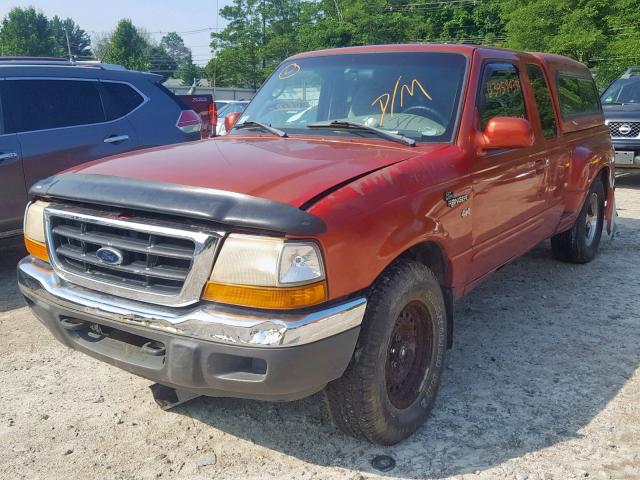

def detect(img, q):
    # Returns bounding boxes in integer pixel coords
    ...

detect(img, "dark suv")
[0,58,202,239]
[602,67,640,170]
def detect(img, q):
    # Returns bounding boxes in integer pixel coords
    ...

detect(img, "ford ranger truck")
[18,45,615,445]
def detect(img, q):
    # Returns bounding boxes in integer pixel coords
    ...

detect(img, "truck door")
[469,61,550,281]
[2,78,139,190]
[0,80,27,237]
[523,62,567,226]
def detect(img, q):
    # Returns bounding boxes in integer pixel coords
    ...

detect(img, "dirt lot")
[1,176,639,480]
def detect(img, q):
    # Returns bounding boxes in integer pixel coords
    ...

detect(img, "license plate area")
[615,151,636,165]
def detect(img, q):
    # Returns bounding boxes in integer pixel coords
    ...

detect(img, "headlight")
[202,234,327,309]
[23,201,50,262]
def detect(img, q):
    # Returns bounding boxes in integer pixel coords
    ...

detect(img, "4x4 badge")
[444,191,469,208]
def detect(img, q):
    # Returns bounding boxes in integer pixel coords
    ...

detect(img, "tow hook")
[149,383,201,410]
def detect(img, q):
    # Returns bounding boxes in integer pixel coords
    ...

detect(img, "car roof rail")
[621,67,640,79]
[0,56,128,71]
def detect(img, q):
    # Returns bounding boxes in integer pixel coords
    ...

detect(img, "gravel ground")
[1,176,639,480]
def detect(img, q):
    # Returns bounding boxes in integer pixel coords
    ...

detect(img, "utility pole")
[64,28,73,61]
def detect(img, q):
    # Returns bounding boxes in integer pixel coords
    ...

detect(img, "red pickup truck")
[19,44,615,445]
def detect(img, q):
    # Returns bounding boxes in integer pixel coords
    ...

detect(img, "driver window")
[258,68,322,126]
[478,63,526,130]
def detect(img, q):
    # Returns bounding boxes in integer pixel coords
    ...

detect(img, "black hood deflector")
[30,173,326,235]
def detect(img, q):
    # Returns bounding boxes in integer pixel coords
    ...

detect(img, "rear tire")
[324,260,447,445]
[551,179,605,264]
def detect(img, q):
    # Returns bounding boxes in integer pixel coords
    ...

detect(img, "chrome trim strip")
[18,257,366,348]
[43,204,222,307]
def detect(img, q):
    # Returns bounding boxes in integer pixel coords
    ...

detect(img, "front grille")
[608,121,640,138]
[51,218,195,295]
[45,205,221,306]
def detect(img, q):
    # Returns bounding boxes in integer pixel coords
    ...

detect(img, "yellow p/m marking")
[371,76,432,126]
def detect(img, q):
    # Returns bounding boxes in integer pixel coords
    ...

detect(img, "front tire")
[325,261,447,445]
[551,179,605,263]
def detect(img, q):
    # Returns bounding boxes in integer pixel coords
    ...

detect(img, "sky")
[0,0,235,65]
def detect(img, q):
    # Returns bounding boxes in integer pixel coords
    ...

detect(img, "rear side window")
[478,63,527,130]
[526,64,557,139]
[556,73,601,118]
[3,79,105,133]
[100,82,144,120]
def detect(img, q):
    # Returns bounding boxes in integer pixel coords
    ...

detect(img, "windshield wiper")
[233,121,288,138]
[307,121,416,147]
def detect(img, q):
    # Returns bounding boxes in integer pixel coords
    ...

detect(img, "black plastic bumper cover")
[23,289,359,402]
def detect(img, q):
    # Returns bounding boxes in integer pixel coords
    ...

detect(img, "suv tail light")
[208,103,218,136]
[176,110,202,134]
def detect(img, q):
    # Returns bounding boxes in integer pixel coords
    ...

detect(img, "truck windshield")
[602,78,640,105]
[233,52,467,143]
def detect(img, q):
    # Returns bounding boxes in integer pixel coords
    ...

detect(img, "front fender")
[303,150,471,301]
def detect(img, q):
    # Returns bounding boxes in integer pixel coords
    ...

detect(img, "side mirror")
[224,112,241,132]
[479,117,534,151]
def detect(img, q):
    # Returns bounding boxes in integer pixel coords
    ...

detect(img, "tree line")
[208,0,640,89]
[0,8,201,84]
[2,1,639,89]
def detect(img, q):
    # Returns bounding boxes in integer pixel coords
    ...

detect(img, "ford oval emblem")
[96,247,125,265]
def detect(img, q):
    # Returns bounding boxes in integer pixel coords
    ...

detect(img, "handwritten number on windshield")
[371,76,433,126]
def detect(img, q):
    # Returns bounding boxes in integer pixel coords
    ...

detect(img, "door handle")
[0,152,18,162]
[104,134,129,144]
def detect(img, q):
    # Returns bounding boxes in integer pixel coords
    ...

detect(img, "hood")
[603,104,640,120]
[68,136,438,208]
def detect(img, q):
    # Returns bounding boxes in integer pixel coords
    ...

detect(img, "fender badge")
[461,207,471,218]
[444,191,469,208]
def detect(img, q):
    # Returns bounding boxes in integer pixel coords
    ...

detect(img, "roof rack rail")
[0,56,127,71]
[621,67,640,79]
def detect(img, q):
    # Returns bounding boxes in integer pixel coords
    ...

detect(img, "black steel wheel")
[385,301,433,410]
[551,179,605,264]
[325,260,447,445]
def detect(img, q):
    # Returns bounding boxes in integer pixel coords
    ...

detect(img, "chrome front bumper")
[17,257,366,348]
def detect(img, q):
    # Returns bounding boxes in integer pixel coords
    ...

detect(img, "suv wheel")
[551,179,605,263]
[325,260,447,445]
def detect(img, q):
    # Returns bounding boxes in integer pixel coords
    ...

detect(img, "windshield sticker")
[279,63,301,80]
[371,76,432,126]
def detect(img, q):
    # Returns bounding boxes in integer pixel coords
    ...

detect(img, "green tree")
[178,58,202,86]
[49,16,91,58]
[103,19,149,70]
[148,45,178,80]
[210,0,310,88]
[160,32,192,70]
[0,7,55,56]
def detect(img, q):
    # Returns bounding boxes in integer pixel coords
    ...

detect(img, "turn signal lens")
[201,281,327,310]
[24,236,49,263]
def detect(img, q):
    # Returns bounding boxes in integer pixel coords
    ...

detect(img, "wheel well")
[398,241,449,287]
[397,241,454,348]
[599,166,610,193]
